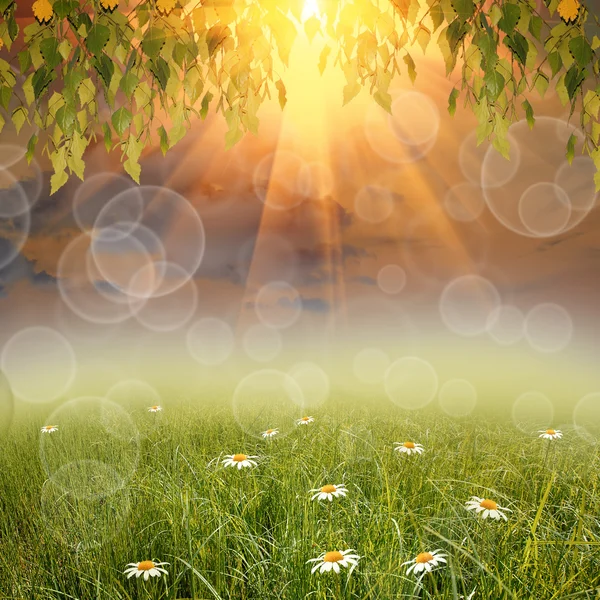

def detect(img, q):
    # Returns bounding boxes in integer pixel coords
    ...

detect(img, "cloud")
[277,295,330,313]
[352,275,377,285]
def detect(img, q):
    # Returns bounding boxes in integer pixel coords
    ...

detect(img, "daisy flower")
[148,405,162,413]
[538,428,562,440]
[222,453,258,469]
[41,425,58,434]
[402,549,447,578]
[261,428,279,438]
[307,549,360,574]
[124,560,169,580]
[297,416,314,425]
[310,483,347,502]
[465,496,511,521]
[394,441,424,455]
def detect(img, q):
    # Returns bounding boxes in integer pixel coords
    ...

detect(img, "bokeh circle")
[1,327,76,403]
[384,357,438,410]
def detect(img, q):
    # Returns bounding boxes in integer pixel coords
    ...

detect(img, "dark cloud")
[277,295,330,313]
[0,238,56,290]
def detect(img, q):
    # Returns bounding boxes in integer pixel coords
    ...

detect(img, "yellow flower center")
[233,454,247,462]
[416,552,434,564]
[321,484,337,493]
[403,442,415,449]
[546,429,556,435]
[323,551,344,563]
[302,417,311,421]
[137,561,155,571]
[266,429,275,434]
[480,499,497,510]
[45,425,56,430]
[151,406,159,410]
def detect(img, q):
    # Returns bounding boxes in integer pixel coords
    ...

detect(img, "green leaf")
[534,72,549,97]
[86,24,110,56]
[568,36,593,68]
[26,134,37,163]
[119,71,139,99]
[56,104,77,136]
[102,122,113,152]
[446,18,467,53]
[448,87,460,116]
[565,65,585,100]
[548,51,562,77]
[403,54,417,83]
[53,0,75,18]
[158,125,168,155]
[484,70,505,102]
[11,107,26,134]
[111,106,132,136]
[200,91,213,119]
[7,13,17,41]
[149,57,170,91]
[0,85,11,111]
[275,79,287,110]
[498,4,520,35]
[0,0,14,16]
[504,32,528,65]
[566,132,576,164]
[142,27,166,59]
[93,54,114,87]
[451,0,474,22]
[17,50,32,73]
[40,38,61,70]
[429,4,444,31]
[528,15,542,41]
[32,66,55,99]
[522,99,535,129]
[475,32,497,69]
[58,39,72,61]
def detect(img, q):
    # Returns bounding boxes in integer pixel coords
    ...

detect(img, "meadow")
[0,393,599,600]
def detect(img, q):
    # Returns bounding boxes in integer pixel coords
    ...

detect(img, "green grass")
[1,394,599,600]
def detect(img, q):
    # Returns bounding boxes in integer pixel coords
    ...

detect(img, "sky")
[0,6,599,418]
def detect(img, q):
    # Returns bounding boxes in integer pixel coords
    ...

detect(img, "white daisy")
[148,405,162,413]
[41,425,58,434]
[222,453,258,470]
[465,496,511,521]
[310,483,348,502]
[538,428,562,440]
[297,416,314,425]
[307,549,360,574]
[402,549,447,578]
[394,441,424,455]
[123,560,169,581]
[261,428,279,438]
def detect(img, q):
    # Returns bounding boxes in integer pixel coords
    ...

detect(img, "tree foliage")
[0,0,599,193]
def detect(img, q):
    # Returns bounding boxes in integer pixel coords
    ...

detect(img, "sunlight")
[301,0,321,21]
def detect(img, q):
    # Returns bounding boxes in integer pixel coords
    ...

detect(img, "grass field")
[0,393,599,600]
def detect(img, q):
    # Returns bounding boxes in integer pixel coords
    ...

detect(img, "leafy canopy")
[0,0,599,193]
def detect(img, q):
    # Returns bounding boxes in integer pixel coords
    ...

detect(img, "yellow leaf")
[304,16,321,42]
[157,0,177,16]
[343,82,361,105]
[99,0,119,11]
[275,79,287,109]
[557,0,580,23]
[32,0,53,25]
